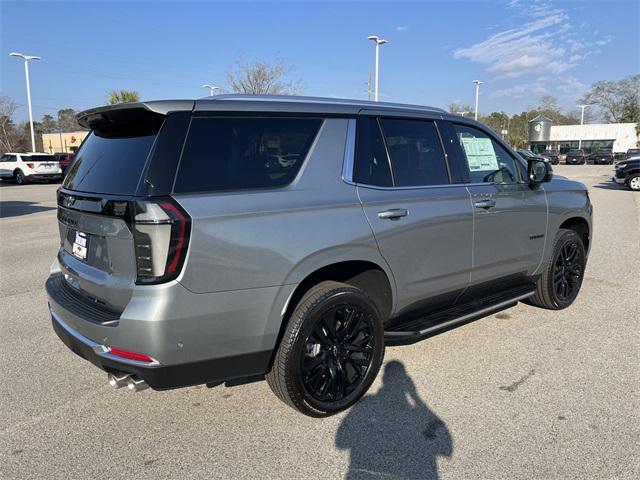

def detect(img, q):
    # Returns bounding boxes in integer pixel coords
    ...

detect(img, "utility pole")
[10,52,41,152]
[576,104,593,151]
[367,35,387,101]
[366,72,372,101]
[473,80,483,121]
[203,84,220,96]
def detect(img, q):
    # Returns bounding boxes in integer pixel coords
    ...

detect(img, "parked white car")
[0,152,62,185]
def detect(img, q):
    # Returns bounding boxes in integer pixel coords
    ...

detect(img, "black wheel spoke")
[301,303,374,404]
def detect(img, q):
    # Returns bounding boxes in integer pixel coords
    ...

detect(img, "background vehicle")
[565,149,587,165]
[46,96,592,417]
[518,149,552,164]
[625,148,640,160]
[0,152,62,184]
[54,152,74,174]
[614,152,626,162]
[542,149,559,164]
[588,149,614,165]
[612,157,640,190]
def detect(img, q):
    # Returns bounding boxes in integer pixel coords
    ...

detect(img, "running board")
[384,285,535,345]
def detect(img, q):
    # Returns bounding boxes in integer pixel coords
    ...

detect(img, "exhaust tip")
[126,376,149,392]
[108,372,131,389]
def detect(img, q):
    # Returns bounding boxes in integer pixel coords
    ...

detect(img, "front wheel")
[266,281,385,417]
[526,229,586,310]
[627,174,640,191]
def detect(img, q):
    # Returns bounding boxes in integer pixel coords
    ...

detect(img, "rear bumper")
[27,173,62,181]
[50,306,272,390]
[612,175,626,184]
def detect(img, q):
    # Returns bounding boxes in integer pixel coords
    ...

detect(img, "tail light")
[132,198,191,284]
[26,163,34,169]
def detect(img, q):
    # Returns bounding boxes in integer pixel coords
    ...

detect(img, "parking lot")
[0,164,638,479]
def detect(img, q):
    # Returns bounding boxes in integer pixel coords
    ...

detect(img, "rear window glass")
[62,122,161,195]
[24,155,55,162]
[174,117,322,193]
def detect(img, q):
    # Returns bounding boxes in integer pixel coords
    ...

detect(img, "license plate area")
[72,231,89,260]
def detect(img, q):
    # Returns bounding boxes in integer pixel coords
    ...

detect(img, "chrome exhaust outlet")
[126,376,149,392]
[108,372,131,389]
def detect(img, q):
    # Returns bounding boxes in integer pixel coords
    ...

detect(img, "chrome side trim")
[385,291,534,338]
[341,118,357,183]
[50,307,161,367]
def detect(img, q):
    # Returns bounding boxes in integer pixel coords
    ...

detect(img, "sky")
[1,0,638,122]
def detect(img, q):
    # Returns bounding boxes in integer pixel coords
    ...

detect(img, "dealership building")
[528,115,638,154]
[41,131,88,154]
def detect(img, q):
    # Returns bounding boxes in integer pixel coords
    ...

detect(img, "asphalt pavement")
[1,165,638,479]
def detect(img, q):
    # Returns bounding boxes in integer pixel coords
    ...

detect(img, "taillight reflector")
[26,163,35,169]
[108,347,155,363]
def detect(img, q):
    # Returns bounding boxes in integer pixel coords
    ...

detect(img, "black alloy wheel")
[301,304,374,403]
[552,240,582,303]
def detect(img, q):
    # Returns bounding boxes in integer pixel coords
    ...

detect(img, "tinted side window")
[454,124,521,184]
[174,117,322,193]
[354,117,393,187]
[380,119,449,187]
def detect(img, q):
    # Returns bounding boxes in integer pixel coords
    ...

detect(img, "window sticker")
[461,137,499,171]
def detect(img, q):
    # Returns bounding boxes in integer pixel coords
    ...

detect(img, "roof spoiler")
[77,100,194,129]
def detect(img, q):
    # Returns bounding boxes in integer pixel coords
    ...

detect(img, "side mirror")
[527,158,553,186]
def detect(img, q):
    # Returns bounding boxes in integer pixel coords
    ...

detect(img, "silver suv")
[46,95,592,417]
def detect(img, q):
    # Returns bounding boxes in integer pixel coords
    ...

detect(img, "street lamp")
[203,84,220,96]
[10,52,41,152]
[367,35,387,101]
[457,111,469,117]
[473,80,483,121]
[576,104,593,151]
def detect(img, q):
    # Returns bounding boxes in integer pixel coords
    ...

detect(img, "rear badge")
[72,231,88,260]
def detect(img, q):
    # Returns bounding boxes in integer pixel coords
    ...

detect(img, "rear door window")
[379,118,449,187]
[174,117,323,193]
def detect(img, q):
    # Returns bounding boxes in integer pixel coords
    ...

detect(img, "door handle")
[473,199,496,209]
[378,208,409,220]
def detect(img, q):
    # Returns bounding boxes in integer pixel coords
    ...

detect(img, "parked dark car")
[542,149,559,164]
[54,152,74,174]
[517,149,550,164]
[625,148,640,160]
[565,149,586,165]
[588,149,613,165]
[614,152,626,162]
[612,157,640,191]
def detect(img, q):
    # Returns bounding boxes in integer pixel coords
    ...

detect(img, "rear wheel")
[627,174,640,191]
[266,281,384,417]
[14,170,27,185]
[527,229,586,310]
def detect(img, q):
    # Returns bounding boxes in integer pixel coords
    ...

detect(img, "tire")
[14,170,27,185]
[627,174,640,191]
[266,281,385,417]
[526,229,586,310]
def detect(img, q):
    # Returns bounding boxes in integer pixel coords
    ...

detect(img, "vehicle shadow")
[336,361,453,480]
[0,201,56,218]
[592,182,629,191]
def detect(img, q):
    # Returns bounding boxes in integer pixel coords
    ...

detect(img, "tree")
[57,108,81,132]
[226,57,303,95]
[447,102,474,116]
[0,95,18,152]
[107,89,140,105]
[581,74,640,123]
[41,114,57,133]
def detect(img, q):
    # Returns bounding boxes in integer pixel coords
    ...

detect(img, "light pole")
[457,111,469,117]
[367,35,387,101]
[10,52,41,152]
[203,84,220,96]
[576,104,593,151]
[473,80,483,121]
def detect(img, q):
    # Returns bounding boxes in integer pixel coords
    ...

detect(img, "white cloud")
[396,25,408,32]
[493,83,550,100]
[453,0,612,79]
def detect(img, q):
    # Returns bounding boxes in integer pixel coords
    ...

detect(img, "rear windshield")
[63,121,161,195]
[174,117,323,193]
[24,155,55,162]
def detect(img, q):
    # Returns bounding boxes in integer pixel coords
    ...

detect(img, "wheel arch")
[559,216,590,252]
